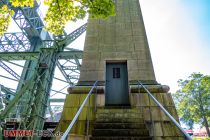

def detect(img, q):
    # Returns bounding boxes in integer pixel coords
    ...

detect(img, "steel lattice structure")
[0,1,86,139]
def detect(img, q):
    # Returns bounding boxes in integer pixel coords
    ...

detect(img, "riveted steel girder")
[0,51,83,60]
[0,33,31,52]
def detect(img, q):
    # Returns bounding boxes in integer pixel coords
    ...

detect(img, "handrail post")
[94,85,97,113]
[137,81,192,140]
[86,96,90,140]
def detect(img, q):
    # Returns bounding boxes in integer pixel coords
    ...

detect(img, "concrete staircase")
[90,108,152,140]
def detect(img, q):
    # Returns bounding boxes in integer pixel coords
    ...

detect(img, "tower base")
[54,84,185,140]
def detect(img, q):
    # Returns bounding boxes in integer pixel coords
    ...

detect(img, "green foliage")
[88,0,115,18]
[193,138,210,140]
[0,5,14,36]
[173,73,210,133]
[0,0,115,36]
[44,0,115,35]
[9,0,34,7]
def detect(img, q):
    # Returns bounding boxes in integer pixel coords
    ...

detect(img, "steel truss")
[0,0,87,139]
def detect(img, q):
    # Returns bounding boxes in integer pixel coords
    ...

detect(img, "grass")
[192,137,210,140]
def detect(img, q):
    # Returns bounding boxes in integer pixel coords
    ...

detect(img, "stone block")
[150,93,164,106]
[96,70,105,81]
[154,122,163,136]
[79,94,95,107]
[115,43,134,52]
[143,107,151,121]
[160,108,170,121]
[104,38,115,45]
[62,107,78,121]
[128,70,141,80]
[97,61,105,71]
[162,122,177,136]
[116,35,133,43]
[78,107,95,120]
[101,52,116,60]
[67,135,85,140]
[141,93,150,106]
[116,29,132,36]
[127,60,139,71]
[72,121,86,135]
[151,107,161,121]
[59,120,70,132]
[167,107,179,121]
[106,17,116,24]
[131,51,147,60]
[80,60,100,71]
[129,93,136,106]
[86,26,98,37]
[163,93,175,106]
[134,42,147,51]
[84,44,99,52]
[79,70,99,81]
[64,94,81,107]
[82,52,100,60]
[132,22,143,29]
[84,37,98,49]
[96,94,105,106]
[100,44,116,52]
[116,50,133,59]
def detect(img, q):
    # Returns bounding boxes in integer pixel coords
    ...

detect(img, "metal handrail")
[61,81,98,140]
[137,81,192,140]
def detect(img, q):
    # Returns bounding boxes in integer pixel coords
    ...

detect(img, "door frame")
[105,60,130,106]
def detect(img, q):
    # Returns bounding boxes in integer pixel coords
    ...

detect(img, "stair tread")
[90,136,152,140]
[92,109,150,139]
[92,129,149,136]
[94,123,146,129]
[90,136,152,138]
[93,129,148,130]
[94,122,146,124]
[96,118,144,123]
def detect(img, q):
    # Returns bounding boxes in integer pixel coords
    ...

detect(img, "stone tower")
[79,0,156,84]
[56,0,185,139]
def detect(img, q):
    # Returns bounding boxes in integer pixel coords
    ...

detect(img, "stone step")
[94,123,146,129]
[92,129,149,136]
[96,118,144,123]
[90,137,152,140]
[96,112,143,119]
[97,109,142,114]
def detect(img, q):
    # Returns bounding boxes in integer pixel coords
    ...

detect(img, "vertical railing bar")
[94,85,97,113]
[86,95,90,140]
[137,81,192,140]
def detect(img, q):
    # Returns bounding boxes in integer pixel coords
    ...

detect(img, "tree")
[0,0,115,35]
[0,5,14,36]
[173,73,210,137]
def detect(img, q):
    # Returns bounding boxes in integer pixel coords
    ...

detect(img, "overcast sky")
[139,0,210,92]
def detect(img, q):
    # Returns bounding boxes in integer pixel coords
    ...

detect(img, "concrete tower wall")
[79,0,156,83]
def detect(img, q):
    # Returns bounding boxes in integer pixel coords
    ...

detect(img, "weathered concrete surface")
[55,87,185,140]
[79,0,156,83]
